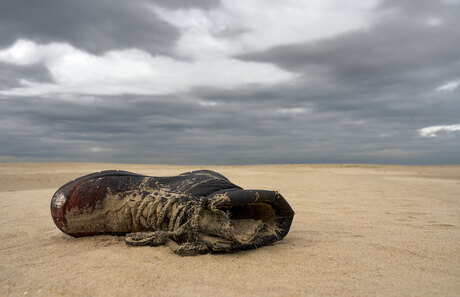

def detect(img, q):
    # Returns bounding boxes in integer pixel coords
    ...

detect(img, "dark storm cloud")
[4,89,456,165]
[236,1,460,124]
[0,0,182,55]
[222,0,460,163]
[239,2,460,90]
[1,94,318,164]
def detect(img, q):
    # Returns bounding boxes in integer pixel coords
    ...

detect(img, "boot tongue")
[198,210,266,244]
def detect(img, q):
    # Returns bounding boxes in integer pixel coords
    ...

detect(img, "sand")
[0,163,459,296]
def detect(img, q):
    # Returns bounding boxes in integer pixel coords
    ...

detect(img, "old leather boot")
[51,170,294,255]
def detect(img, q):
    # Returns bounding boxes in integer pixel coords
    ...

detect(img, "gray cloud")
[232,0,460,159]
[0,0,182,55]
[0,0,459,164]
[0,62,53,88]
[239,2,460,90]
[151,0,220,10]
[2,88,458,164]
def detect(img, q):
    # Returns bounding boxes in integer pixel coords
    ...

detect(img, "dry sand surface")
[0,163,459,297]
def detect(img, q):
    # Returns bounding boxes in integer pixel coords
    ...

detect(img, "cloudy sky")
[0,0,459,165]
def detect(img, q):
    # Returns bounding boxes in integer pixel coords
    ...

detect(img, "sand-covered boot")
[51,170,294,255]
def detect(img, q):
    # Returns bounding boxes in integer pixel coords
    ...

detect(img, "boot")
[51,170,294,256]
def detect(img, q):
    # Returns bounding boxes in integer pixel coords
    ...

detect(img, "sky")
[0,0,459,165]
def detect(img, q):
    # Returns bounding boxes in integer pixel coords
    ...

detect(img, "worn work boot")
[51,170,294,256]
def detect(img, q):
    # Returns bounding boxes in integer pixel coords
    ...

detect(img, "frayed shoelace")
[124,193,206,255]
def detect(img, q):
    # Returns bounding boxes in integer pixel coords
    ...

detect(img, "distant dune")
[1,163,459,296]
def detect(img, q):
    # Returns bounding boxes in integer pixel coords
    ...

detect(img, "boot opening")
[199,203,278,244]
[227,203,276,222]
[228,203,277,243]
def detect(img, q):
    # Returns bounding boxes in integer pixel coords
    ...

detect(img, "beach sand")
[0,163,459,296]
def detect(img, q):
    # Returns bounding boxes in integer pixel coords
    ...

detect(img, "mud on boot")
[51,170,294,255]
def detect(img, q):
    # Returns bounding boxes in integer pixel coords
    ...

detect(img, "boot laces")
[125,192,204,246]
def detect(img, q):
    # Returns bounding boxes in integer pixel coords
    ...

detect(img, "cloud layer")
[0,39,295,96]
[0,0,459,164]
